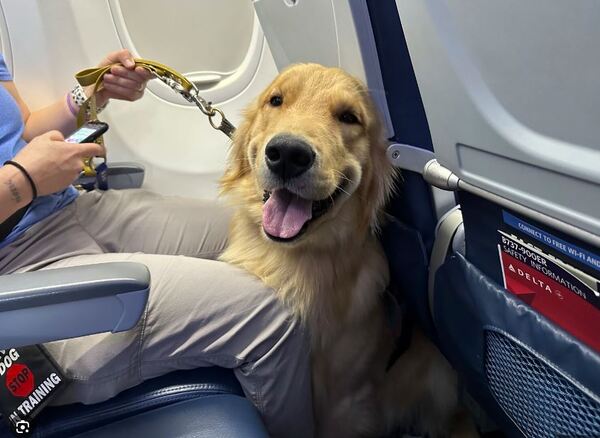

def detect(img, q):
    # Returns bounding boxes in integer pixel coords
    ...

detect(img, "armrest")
[75,162,145,190]
[0,262,150,349]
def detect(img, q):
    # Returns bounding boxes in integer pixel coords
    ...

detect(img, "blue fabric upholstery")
[367,0,440,342]
[0,367,269,437]
[73,395,268,438]
[367,0,438,257]
[381,216,434,339]
[366,1,434,153]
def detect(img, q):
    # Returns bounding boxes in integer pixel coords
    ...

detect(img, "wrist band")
[69,84,108,116]
[3,160,38,200]
[66,92,79,117]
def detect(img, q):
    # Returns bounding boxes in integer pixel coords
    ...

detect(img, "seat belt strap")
[428,207,463,319]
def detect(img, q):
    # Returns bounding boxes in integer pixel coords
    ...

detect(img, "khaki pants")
[0,189,314,438]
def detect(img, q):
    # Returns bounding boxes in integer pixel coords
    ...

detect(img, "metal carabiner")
[148,68,235,138]
[208,107,236,138]
[148,69,188,97]
[186,85,215,117]
[165,76,190,97]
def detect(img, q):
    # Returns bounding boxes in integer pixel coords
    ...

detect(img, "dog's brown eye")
[338,111,359,125]
[270,95,283,107]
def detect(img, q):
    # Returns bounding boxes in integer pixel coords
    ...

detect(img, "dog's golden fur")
[220,64,475,437]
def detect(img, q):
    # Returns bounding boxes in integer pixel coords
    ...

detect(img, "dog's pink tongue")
[263,189,312,239]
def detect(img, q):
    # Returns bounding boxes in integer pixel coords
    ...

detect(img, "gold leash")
[75,58,236,176]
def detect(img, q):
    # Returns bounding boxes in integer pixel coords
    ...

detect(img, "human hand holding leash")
[91,49,153,107]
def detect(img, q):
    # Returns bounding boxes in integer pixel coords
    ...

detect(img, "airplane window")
[109,0,258,95]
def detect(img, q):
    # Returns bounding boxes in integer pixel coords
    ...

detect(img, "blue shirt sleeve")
[0,54,13,81]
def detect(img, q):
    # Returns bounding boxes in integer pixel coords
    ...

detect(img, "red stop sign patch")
[6,364,34,397]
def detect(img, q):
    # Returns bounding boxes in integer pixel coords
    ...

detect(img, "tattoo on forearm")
[4,179,22,204]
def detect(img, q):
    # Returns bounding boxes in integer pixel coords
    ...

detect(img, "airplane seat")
[0,172,269,437]
[0,264,268,438]
[370,1,600,436]
[389,0,600,436]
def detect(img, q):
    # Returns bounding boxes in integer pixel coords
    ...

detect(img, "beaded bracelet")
[67,84,108,117]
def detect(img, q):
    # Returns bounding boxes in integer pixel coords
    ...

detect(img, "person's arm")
[2,80,76,140]
[3,49,152,141]
[0,49,151,223]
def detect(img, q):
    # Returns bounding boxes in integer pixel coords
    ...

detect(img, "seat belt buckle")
[95,159,109,191]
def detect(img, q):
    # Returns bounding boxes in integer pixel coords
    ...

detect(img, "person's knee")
[130,255,307,368]
[271,302,306,352]
[245,291,308,368]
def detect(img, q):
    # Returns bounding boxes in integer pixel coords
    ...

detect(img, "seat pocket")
[433,253,600,438]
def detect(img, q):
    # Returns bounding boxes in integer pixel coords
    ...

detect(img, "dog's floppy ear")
[220,102,259,193]
[359,114,397,233]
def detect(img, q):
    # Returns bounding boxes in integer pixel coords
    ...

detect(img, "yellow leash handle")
[75,58,235,176]
[76,58,194,96]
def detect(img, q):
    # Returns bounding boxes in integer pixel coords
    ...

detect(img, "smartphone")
[65,121,109,144]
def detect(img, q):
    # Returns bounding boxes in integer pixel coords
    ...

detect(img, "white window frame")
[108,0,265,106]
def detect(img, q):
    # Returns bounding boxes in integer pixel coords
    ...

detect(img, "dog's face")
[222,64,394,248]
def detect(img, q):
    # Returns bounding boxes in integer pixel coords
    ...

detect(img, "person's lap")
[44,252,298,406]
[0,189,232,274]
[0,189,314,437]
[72,188,233,258]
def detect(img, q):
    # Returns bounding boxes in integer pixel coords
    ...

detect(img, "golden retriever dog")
[220,63,476,437]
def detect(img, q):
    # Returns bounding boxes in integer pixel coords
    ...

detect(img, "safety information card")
[498,211,600,353]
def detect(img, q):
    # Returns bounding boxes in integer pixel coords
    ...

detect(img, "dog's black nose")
[265,135,315,180]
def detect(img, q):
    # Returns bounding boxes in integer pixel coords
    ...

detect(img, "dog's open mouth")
[262,184,345,242]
